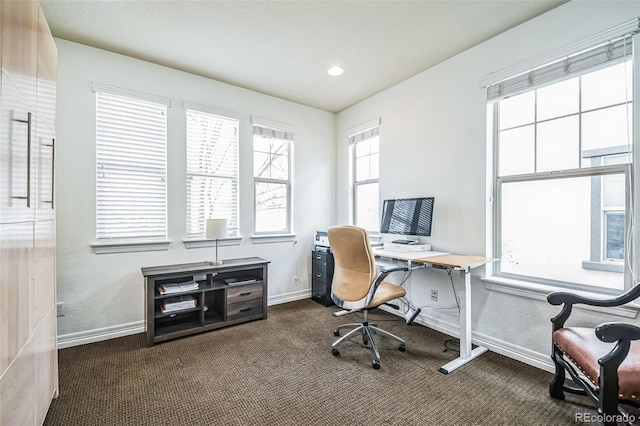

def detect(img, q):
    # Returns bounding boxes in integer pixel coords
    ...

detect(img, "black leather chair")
[548,282,640,425]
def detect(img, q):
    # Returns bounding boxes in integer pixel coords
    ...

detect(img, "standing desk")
[373,248,496,374]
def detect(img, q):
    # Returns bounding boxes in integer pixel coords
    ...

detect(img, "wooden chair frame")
[548,283,640,425]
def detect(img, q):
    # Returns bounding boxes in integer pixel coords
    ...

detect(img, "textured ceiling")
[41,0,568,113]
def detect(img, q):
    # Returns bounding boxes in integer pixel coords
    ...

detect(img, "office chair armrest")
[365,266,409,305]
[549,282,640,330]
[596,322,640,343]
[380,266,409,274]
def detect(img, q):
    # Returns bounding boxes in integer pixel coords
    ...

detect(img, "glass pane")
[500,176,623,290]
[253,137,270,154]
[355,182,379,232]
[603,172,625,208]
[369,137,379,154]
[498,125,535,176]
[270,154,288,180]
[253,152,270,178]
[355,140,370,157]
[370,153,379,179]
[355,156,370,181]
[582,104,633,152]
[582,60,633,111]
[499,91,535,130]
[537,77,579,121]
[604,212,625,260]
[187,176,237,236]
[271,139,288,156]
[537,116,579,172]
[255,182,287,233]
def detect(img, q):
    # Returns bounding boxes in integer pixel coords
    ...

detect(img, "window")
[185,105,239,238]
[349,123,380,232]
[488,36,634,292]
[93,84,169,242]
[252,120,293,234]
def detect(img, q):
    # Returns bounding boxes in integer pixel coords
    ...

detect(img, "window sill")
[581,260,624,273]
[481,276,639,319]
[91,240,171,254]
[250,234,296,244]
[183,237,242,249]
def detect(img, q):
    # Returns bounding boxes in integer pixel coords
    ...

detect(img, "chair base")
[331,310,405,369]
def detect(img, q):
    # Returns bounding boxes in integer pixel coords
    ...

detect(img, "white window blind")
[95,90,168,241]
[252,121,293,234]
[185,107,239,238]
[487,35,633,101]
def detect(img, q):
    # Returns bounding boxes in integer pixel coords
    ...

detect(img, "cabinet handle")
[316,273,321,278]
[26,112,31,207]
[239,307,252,313]
[239,292,252,296]
[50,138,55,208]
[10,112,32,207]
[315,255,321,260]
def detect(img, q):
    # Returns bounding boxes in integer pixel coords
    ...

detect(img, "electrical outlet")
[430,289,438,302]
[56,302,65,317]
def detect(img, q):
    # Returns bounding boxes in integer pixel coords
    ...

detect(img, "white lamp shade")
[206,218,228,239]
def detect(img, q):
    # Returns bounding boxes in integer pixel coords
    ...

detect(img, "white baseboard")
[379,305,554,373]
[57,290,312,349]
[267,289,310,306]
[57,321,144,349]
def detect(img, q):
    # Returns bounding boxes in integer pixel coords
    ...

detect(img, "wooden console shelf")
[141,257,269,346]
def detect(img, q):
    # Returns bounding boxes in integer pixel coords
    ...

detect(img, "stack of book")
[158,280,199,295]
[161,295,198,314]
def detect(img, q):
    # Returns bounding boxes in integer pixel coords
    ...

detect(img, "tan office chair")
[327,225,408,369]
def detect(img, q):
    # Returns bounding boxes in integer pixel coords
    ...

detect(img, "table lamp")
[206,218,228,265]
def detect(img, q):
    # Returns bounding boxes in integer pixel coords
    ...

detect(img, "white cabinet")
[0,1,58,424]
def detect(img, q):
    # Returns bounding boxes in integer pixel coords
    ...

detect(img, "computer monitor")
[380,197,434,237]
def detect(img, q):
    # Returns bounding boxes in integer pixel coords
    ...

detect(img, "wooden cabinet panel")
[0,2,57,424]
[34,120,54,220]
[33,220,55,328]
[1,0,37,103]
[33,308,58,423]
[0,74,35,224]
[0,222,33,374]
[0,342,36,426]
[36,4,56,128]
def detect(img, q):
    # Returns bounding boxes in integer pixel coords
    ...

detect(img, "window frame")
[487,38,636,294]
[349,121,380,233]
[252,121,294,236]
[91,83,171,253]
[184,104,240,240]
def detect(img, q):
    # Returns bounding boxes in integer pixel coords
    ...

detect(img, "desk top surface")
[414,254,497,270]
[373,247,448,260]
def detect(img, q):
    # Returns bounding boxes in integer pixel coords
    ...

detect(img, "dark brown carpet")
[45,299,597,425]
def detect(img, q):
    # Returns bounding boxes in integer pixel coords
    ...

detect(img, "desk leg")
[438,268,488,374]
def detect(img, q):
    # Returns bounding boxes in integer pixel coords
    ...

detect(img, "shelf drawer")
[227,298,263,321]
[226,283,263,304]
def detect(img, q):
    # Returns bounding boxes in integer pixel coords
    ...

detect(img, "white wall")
[336,0,640,370]
[55,40,335,345]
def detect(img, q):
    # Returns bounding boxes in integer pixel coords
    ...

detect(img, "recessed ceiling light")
[327,66,344,77]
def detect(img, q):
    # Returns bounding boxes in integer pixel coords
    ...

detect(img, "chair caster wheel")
[332,348,340,356]
[399,344,406,352]
[372,359,380,369]
[333,329,340,336]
